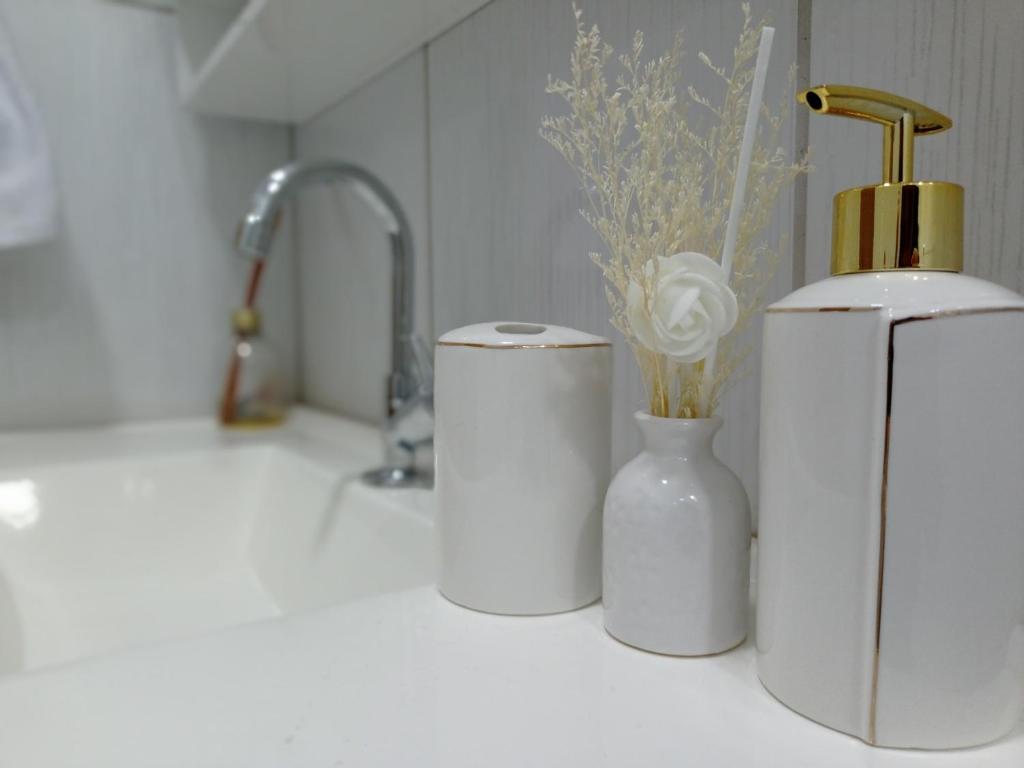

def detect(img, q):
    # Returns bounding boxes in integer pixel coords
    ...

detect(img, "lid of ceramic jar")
[437,322,610,349]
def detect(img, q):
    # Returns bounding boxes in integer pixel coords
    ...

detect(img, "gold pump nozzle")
[798,84,963,275]
[798,85,951,183]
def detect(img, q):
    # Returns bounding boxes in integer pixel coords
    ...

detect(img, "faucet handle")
[410,335,434,398]
[386,334,434,416]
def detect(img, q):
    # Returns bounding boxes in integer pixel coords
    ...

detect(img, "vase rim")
[633,410,723,427]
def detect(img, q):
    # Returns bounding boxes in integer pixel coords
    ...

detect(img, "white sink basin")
[0,410,433,674]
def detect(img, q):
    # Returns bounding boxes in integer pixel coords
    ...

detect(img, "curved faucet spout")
[238,161,409,255]
[238,161,414,383]
[237,159,431,488]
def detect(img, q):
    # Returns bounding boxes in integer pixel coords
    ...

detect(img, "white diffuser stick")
[700,25,774,415]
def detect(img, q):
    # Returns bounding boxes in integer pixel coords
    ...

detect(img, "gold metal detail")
[798,85,951,183]
[436,341,610,350]
[869,321,897,746]
[232,307,261,334]
[798,85,962,276]
[831,182,963,275]
[765,306,882,313]
[219,411,286,429]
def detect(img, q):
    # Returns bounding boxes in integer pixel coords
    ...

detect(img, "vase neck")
[634,412,722,459]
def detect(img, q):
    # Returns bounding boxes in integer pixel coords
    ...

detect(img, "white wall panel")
[806,0,1024,291]
[0,0,294,427]
[294,52,431,425]
[427,0,799,513]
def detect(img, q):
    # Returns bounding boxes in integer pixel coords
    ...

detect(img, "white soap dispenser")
[756,85,1024,749]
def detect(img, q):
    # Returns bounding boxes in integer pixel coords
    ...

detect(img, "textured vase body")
[603,413,750,655]
[757,272,1024,748]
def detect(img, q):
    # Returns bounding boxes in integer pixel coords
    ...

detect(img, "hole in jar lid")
[495,323,547,335]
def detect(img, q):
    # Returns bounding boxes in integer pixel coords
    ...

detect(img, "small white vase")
[603,411,751,655]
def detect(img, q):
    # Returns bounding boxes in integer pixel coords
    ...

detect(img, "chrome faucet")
[237,159,433,488]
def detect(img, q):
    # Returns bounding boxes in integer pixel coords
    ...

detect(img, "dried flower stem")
[541,3,807,417]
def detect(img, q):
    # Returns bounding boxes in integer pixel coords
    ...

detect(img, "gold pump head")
[798,84,963,275]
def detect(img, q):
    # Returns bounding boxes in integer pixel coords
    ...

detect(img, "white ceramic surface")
[603,413,750,656]
[0,410,1021,765]
[435,322,611,615]
[758,270,1024,748]
[0,408,433,675]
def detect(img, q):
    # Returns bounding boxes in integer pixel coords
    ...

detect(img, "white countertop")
[0,411,1020,766]
[0,580,1021,766]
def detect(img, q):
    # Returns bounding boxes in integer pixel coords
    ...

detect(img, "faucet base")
[361,466,433,489]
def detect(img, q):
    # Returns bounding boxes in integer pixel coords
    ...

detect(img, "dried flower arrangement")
[541,4,806,418]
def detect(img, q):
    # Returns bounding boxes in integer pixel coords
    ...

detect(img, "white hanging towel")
[0,15,56,249]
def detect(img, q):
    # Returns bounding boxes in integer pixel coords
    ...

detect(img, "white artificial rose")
[626,251,738,363]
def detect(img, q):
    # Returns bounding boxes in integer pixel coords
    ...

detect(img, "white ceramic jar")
[434,322,611,615]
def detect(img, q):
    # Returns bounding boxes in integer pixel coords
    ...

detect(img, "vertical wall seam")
[423,43,436,341]
[286,124,307,401]
[792,0,812,289]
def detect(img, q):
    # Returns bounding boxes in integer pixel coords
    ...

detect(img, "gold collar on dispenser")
[798,84,963,275]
